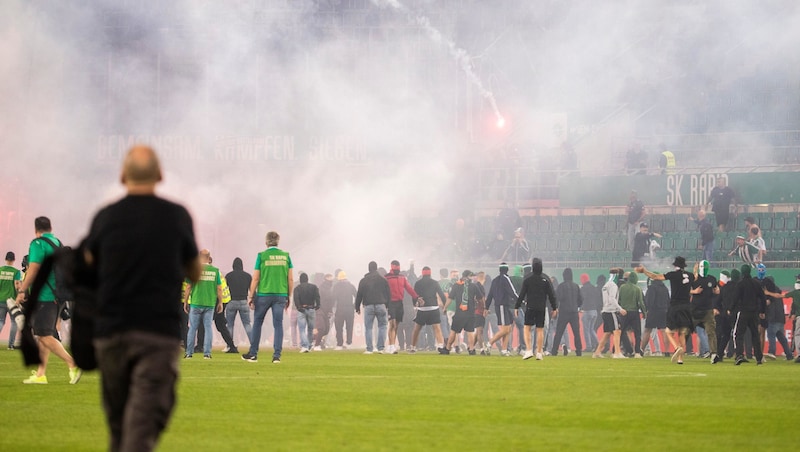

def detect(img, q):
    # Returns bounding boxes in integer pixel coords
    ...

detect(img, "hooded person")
[355,261,391,354]
[332,270,357,350]
[690,259,720,363]
[515,258,557,360]
[642,273,670,356]
[549,268,583,356]
[618,270,646,357]
[579,273,602,353]
[485,263,519,356]
[756,264,793,360]
[593,268,627,358]
[636,256,695,364]
[730,264,766,365]
[293,272,320,353]
[714,269,738,360]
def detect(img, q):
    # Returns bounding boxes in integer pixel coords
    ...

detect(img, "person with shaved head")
[84,145,200,452]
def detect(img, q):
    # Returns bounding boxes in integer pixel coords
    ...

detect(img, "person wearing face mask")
[782,275,800,363]
[755,264,793,361]
[515,258,558,361]
[691,260,720,363]
[637,256,695,364]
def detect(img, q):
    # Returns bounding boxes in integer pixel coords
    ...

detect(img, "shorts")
[413,309,440,326]
[714,209,729,227]
[666,304,694,331]
[496,305,513,326]
[473,315,486,329]
[32,302,59,337]
[524,308,546,328]
[644,310,667,329]
[602,312,621,333]
[388,302,404,322]
[450,313,475,333]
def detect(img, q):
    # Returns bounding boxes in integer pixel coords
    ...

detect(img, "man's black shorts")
[666,304,693,331]
[524,308,546,328]
[473,314,486,329]
[388,302,404,322]
[495,305,513,326]
[32,302,59,337]
[450,312,475,333]
[413,309,440,326]
[601,312,620,333]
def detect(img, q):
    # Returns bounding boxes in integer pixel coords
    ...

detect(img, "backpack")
[35,236,73,303]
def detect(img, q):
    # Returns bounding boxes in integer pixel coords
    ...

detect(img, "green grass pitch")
[1,348,798,451]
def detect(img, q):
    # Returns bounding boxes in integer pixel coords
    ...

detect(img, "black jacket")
[515,261,557,311]
[225,258,252,300]
[485,273,517,310]
[645,279,670,313]
[355,270,391,311]
[733,274,766,314]
[294,282,320,312]
[555,268,581,313]
[580,282,603,312]
[333,280,357,312]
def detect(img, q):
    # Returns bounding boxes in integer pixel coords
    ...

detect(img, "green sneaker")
[23,371,48,385]
[69,367,82,385]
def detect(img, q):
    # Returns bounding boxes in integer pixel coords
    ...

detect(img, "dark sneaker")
[437,347,450,355]
[468,349,476,355]
[272,358,281,364]
[712,354,723,364]
[184,354,192,359]
[756,360,763,365]
[735,357,745,366]
[795,356,800,363]
[562,345,569,356]
[225,348,239,354]
[242,354,257,362]
[203,355,212,360]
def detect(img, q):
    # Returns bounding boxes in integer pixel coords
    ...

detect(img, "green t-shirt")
[254,247,293,296]
[191,264,221,308]
[440,278,456,312]
[28,233,61,303]
[0,265,21,301]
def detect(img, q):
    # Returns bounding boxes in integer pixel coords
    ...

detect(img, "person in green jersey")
[1,251,22,349]
[16,217,81,384]
[183,249,223,359]
[243,231,293,364]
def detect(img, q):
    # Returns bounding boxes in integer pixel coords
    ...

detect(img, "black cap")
[4,251,14,261]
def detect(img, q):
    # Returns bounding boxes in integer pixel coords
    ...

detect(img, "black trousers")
[733,311,763,362]
[550,311,582,356]
[214,305,235,349]
[619,311,642,355]
[314,313,331,347]
[335,310,354,346]
[716,312,733,358]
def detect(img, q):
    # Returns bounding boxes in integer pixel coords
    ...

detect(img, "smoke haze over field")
[1,0,799,274]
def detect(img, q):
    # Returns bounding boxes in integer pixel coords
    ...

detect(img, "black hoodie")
[515,259,557,311]
[355,267,391,311]
[733,265,766,314]
[225,257,252,300]
[555,268,582,313]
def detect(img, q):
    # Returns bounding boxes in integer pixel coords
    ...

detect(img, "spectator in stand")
[747,226,766,264]
[549,268,583,357]
[658,144,676,175]
[642,274,669,356]
[688,209,715,263]
[744,217,760,237]
[631,222,662,267]
[502,228,531,264]
[496,201,522,242]
[626,191,646,251]
[579,273,602,354]
[488,233,509,261]
[707,178,736,232]
[729,235,759,266]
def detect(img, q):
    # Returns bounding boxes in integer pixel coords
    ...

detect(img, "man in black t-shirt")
[637,256,695,364]
[707,178,736,232]
[631,223,662,267]
[409,266,446,353]
[85,146,200,452]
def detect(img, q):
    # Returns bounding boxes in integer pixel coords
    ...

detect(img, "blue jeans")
[767,322,792,357]
[249,295,287,360]
[581,310,598,351]
[702,241,714,263]
[187,306,214,356]
[1,303,19,347]
[696,325,709,355]
[363,304,387,352]
[297,309,316,350]
[225,299,252,344]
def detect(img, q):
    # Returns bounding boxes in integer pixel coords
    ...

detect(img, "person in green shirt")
[16,217,81,384]
[183,249,223,359]
[1,251,22,349]
[618,271,646,357]
[243,231,293,364]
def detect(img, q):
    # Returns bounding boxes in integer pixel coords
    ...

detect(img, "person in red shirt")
[384,260,421,354]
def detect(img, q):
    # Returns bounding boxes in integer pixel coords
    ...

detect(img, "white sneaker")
[634,353,643,359]
[222,346,230,353]
[363,350,373,355]
[535,352,543,360]
[765,353,777,360]
[300,348,309,353]
[313,346,322,351]
[501,351,511,357]
[343,344,349,350]
[612,353,628,359]
[522,351,534,360]
[334,346,343,351]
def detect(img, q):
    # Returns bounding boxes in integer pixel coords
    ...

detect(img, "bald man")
[84,145,200,452]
